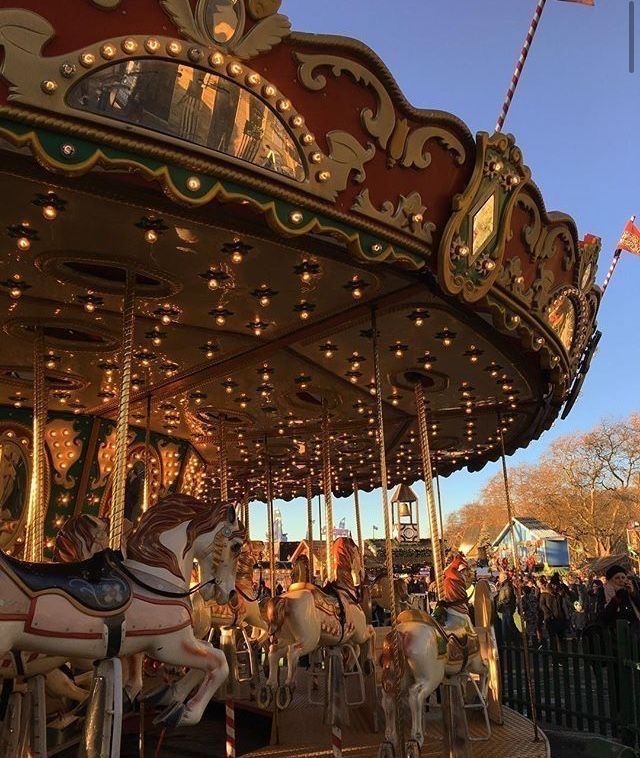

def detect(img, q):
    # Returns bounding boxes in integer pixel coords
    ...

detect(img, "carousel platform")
[242,705,549,758]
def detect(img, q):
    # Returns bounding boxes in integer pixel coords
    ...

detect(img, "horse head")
[53,514,109,562]
[127,495,245,604]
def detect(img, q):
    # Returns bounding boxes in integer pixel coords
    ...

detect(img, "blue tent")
[492,517,570,569]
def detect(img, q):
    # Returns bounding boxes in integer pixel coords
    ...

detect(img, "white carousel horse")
[0,494,244,729]
[145,539,268,708]
[260,537,375,708]
[378,554,500,758]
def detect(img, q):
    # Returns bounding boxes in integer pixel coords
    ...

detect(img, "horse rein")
[114,559,219,600]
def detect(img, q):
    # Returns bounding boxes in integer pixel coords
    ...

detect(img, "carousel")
[0,1,601,756]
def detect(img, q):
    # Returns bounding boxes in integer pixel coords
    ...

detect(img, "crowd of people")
[493,563,640,646]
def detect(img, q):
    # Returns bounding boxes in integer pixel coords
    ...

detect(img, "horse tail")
[262,596,288,636]
[473,579,494,631]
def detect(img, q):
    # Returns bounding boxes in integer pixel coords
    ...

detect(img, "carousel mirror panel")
[0,433,30,549]
[67,60,306,181]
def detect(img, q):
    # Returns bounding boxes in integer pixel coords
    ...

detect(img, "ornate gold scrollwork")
[295,53,466,169]
[91,425,117,492]
[44,419,83,490]
[352,189,436,245]
[160,0,290,59]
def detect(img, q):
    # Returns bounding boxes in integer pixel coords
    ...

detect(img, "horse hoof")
[143,685,171,706]
[363,658,376,677]
[406,740,421,758]
[276,684,293,710]
[257,685,273,709]
[377,741,396,758]
[153,701,185,730]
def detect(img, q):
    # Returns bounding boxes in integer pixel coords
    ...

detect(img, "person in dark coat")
[602,565,640,634]
[585,578,606,625]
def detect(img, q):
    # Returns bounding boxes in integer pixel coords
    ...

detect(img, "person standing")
[602,565,640,635]
[540,574,568,647]
[496,572,518,643]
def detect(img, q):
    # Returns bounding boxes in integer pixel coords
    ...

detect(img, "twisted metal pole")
[26,326,46,562]
[414,382,444,599]
[219,416,228,502]
[370,306,404,756]
[321,401,334,581]
[495,0,548,132]
[497,413,539,742]
[142,389,152,514]
[434,467,446,570]
[264,436,276,598]
[110,270,135,550]
[353,481,363,559]
[306,474,314,580]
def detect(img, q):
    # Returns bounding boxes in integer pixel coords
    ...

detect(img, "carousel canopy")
[0,0,602,503]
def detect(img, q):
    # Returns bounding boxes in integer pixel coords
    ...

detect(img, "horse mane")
[53,514,108,563]
[127,494,235,579]
[332,537,357,572]
[235,541,256,592]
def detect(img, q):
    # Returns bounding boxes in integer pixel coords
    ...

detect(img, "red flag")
[618,220,640,256]
[558,0,595,5]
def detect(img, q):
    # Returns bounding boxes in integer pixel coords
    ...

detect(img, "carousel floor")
[242,706,549,758]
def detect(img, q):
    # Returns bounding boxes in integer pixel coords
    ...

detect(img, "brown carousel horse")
[379,554,500,758]
[0,494,244,729]
[260,537,375,708]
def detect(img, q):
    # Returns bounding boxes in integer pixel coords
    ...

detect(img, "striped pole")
[331,725,342,758]
[601,215,636,294]
[225,697,236,758]
[495,0,548,133]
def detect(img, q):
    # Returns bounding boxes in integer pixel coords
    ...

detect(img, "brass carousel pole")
[370,307,404,756]
[26,326,46,563]
[243,494,250,540]
[142,390,152,514]
[306,475,314,581]
[264,436,276,598]
[434,468,446,569]
[109,270,135,551]
[353,480,363,559]
[414,382,444,599]
[321,400,334,581]
[497,412,540,742]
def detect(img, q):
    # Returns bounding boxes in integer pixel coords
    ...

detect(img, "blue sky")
[247,0,640,543]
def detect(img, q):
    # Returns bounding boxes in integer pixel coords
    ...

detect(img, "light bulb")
[216,315,226,326]
[9,287,22,299]
[145,229,158,244]
[17,237,30,252]
[43,205,58,221]
[352,287,362,300]
[152,336,161,346]
[85,302,95,313]
[259,295,270,307]
[443,338,452,347]
[208,278,219,290]
[231,250,243,264]
[301,271,311,283]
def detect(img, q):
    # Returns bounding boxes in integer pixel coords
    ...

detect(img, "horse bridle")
[113,558,220,600]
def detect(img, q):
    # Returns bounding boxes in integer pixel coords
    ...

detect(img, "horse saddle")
[0,549,132,614]
[396,608,479,663]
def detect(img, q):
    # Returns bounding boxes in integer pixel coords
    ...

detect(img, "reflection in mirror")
[124,460,146,524]
[0,439,28,549]
[67,60,306,181]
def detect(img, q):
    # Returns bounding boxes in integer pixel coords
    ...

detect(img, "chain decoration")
[415,382,444,599]
[109,271,135,550]
[321,400,334,581]
[25,327,46,562]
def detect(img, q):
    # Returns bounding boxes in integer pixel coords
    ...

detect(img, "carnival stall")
[0,1,602,756]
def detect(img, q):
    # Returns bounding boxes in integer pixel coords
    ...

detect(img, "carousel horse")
[378,554,498,758]
[260,537,375,708]
[145,539,268,708]
[0,494,244,729]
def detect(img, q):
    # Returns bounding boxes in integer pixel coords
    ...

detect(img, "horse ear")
[227,505,236,524]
